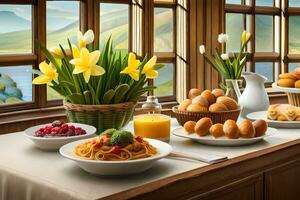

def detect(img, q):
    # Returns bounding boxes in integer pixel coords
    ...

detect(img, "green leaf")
[84,91,92,105]
[153,64,165,71]
[102,89,115,104]
[65,93,85,104]
[114,84,130,103]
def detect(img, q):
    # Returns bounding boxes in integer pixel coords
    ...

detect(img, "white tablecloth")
[0,119,299,200]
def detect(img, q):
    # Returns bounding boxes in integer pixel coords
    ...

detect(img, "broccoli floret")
[99,128,116,136]
[110,130,133,147]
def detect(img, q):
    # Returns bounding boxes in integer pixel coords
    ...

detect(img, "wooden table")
[0,119,300,200]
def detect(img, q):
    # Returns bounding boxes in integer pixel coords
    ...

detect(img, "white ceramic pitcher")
[231,72,270,118]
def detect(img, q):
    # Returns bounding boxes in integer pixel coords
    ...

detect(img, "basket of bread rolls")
[173,88,241,126]
[273,67,300,107]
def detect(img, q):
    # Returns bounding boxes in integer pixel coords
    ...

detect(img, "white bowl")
[59,138,172,176]
[172,127,276,147]
[24,123,97,151]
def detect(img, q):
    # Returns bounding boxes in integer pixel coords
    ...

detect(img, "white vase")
[233,72,270,118]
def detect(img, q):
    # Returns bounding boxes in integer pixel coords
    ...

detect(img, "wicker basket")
[172,106,241,126]
[63,101,136,133]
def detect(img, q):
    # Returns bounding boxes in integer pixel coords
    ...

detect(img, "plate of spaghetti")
[59,129,172,175]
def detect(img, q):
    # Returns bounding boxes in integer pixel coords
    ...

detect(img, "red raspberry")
[68,125,75,131]
[61,124,68,129]
[111,146,121,154]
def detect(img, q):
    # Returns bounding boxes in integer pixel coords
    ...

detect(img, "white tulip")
[221,53,229,60]
[218,33,229,44]
[199,45,205,54]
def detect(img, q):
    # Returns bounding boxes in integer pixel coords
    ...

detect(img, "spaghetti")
[74,135,158,161]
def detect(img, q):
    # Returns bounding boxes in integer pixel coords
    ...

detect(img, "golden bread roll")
[223,120,239,139]
[293,67,300,79]
[296,116,300,121]
[211,88,225,98]
[201,90,216,105]
[277,78,295,88]
[188,88,201,99]
[216,96,239,110]
[184,121,196,134]
[186,104,208,112]
[209,123,224,138]
[295,80,300,88]
[178,99,192,111]
[192,95,209,107]
[238,119,255,138]
[194,117,213,136]
[252,119,268,137]
[209,103,228,112]
[279,73,297,81]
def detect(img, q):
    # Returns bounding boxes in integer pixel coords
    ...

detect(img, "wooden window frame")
[224,0,282,87]
[0,0,186,115]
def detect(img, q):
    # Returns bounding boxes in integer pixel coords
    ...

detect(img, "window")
[225,0,281,85]
[0,3,35,111]
[0,0,187,113]
[46,0,80,100]
[99,3,129,51]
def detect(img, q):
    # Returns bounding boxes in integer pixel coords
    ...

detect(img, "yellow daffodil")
[50,47,64,59]
[32,61,58,85]
[120,53,140,81]
[71,44,80,59]
[142,56,158,79]
[70,47,105,83]
[78,30,94,49]
[241,30,251,46]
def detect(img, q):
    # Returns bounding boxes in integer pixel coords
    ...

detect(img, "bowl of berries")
[24,120,97,151]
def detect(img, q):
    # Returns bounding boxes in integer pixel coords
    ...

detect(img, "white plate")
[24,123,96,151]
[272,82,300,93]
[172,127,276,147]
[59,138,172,176]
[247,111,300,129]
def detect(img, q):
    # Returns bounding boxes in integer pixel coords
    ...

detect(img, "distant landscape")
[0,3,174,102]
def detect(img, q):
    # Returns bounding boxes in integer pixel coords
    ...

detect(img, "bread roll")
[209,103,228,112]
[184,121,196,134]
[209,123,224,138]
[279,73,297,81]
[277,78,295,88]
[194,117,213,136]
[253,119,268,137]
[188,88,201,99]
[201,90,216,105]
[192,95,209,107]
[238,119,255,138]
[223,120,239,139]
[211,88,225,98]
[216,96,239,110]
[295,80,300,89]
[186,104,208,112]
[178,99,192,111]
[293,67,300,79]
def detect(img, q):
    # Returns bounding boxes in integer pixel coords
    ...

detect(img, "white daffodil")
[221,53,229,60]
[78,29,94,49]
[199,45,205,54]
[218,33,229,44]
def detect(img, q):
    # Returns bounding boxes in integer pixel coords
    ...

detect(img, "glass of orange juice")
[133,114,171,142]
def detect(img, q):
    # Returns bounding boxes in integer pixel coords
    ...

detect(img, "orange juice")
[134,114,171,142]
